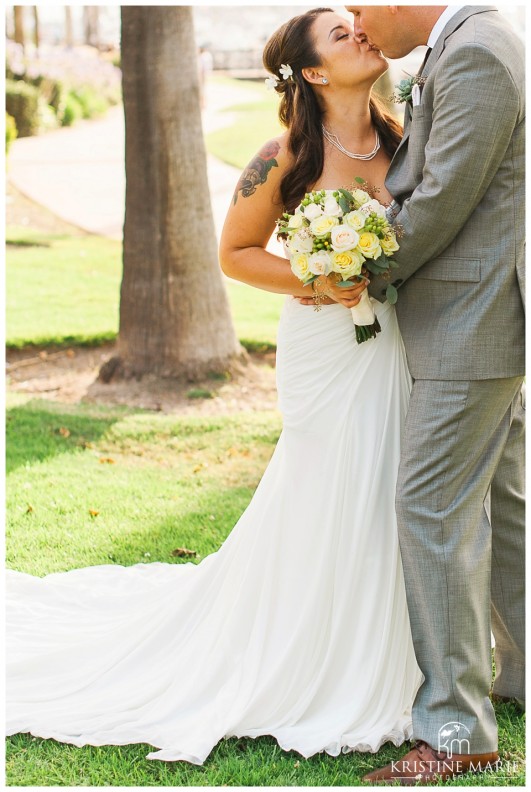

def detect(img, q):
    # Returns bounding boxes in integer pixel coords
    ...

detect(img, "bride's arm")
[219,135,313,296]
[219,136,365,305]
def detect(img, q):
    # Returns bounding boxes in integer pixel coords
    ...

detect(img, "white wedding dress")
[6,295,424,765]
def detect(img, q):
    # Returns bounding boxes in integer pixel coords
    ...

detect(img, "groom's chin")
[386,41,421,60]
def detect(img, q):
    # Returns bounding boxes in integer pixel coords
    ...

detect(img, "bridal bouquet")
[276,181,400,343]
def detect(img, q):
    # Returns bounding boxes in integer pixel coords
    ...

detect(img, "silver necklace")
[322,124,380,161]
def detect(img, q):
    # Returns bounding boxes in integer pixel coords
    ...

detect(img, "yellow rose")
[331,249,364,280]
[290,252,312,282]
[343,210,367,232]
[357,232,382,260]
[380,230,400,256]
[309,214,339,237]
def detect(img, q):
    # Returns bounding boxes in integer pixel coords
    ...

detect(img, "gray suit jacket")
[368,6,525,380]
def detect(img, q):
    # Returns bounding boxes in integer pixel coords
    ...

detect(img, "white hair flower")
[265,74,279,91]
[279,63,293,81]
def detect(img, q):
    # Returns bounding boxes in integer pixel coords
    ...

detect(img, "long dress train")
[6,295,424,764]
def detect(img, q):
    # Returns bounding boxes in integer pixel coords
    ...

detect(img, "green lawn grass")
[205,77,283,169]
[6,228,284,350]
[5,394,526,786]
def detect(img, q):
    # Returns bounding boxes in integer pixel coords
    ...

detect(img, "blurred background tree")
[64,6,73,48]
[13,5,25,50]
[83,6,99,48]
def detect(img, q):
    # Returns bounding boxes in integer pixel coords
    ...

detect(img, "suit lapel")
[391,101,412,160]
[388,6,497,162]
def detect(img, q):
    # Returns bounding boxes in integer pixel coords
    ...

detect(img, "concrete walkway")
[7,80,248,242]
[7,59,421,251]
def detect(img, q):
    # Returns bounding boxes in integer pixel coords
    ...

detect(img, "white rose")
[351,189,371,207]
[323,195,343,217]
[310,214,340,237]
[381,230,400,256]
[357,231,383,260]
[303,202,323,221]
[343,210,367,232]
[330,224,360,253]
[289,228,314,253]
[308,250,333,276]
[331,249,365,280]
[361,198,386,217]
[290,252,312,282]
[287,213,304,230]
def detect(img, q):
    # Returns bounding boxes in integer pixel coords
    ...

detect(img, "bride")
[6,8,424,765]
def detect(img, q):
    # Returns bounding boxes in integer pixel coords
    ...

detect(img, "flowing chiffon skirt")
[6,296,424,764]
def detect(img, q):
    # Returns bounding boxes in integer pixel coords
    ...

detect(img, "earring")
[321,78,328,84]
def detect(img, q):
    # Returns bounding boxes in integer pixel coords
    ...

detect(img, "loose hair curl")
[263,8,402,213]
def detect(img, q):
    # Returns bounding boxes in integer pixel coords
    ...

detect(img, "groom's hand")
[294,272,369,307]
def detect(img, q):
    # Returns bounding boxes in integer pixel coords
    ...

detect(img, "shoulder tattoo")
[232,140,280,204]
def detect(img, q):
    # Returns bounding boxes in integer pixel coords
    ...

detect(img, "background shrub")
[61,93,85,127]
[6,112,18,155]
[69,86,109,119]
[5,79,40,137]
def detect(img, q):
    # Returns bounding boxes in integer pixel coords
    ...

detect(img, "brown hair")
[263,8,403,212]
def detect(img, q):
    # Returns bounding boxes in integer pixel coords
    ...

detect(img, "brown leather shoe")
[362,739,499,785]
[490,692,525,711]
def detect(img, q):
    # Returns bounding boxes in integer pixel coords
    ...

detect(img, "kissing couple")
[7,4,525,786]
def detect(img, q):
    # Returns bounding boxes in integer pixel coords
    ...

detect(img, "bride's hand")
[294,273,369,308]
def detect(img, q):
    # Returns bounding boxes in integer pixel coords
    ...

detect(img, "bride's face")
[309,11,388,88]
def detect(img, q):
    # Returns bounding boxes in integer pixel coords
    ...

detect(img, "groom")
[346,5,525,785]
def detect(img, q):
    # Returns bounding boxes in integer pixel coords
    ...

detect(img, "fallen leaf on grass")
[227,447,250,458]
[25,504,34,514]
[88,509,100,517]
[193,462,208,473]
[99,457,115,464]
[170,547,198,558]
[58,427,71,437]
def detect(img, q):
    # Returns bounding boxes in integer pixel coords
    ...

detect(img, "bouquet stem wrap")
[351,290,381,343]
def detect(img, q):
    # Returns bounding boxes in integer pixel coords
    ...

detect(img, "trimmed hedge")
[61,93,84,127]
[30,75,68,119]
[69,86,109,119]
[6,112,18,155]
[5,79,40,137]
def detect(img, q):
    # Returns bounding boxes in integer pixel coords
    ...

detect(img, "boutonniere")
[390,74,427,105]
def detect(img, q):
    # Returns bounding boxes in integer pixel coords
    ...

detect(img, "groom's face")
[346,6,413,59]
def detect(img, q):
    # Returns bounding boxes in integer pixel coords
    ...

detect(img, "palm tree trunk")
[83,6,99,47]
[32,7,40,51]
[14,6,25,51]
[64,6,73,48]
[106,6,244,382]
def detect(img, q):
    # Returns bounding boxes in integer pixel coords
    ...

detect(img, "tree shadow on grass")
[6,399,131,475]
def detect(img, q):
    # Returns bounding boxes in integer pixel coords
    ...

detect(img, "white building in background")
[5,5,525,53]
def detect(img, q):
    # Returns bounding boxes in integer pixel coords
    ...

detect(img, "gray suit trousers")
[396,376,525,752]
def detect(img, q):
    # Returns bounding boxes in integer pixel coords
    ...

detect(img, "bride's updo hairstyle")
[263,8,402,213]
